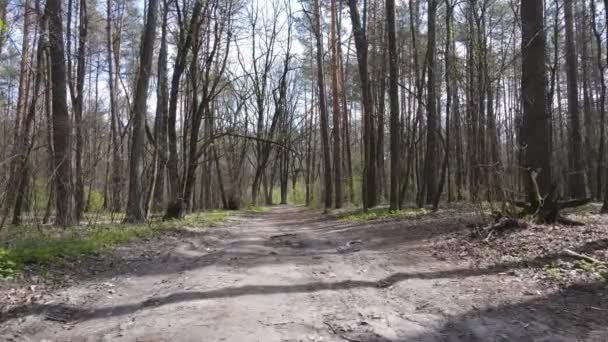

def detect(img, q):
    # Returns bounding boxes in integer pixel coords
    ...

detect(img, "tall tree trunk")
[72,0,87,220]
[313,0,332,210]
[47,0,75,226]
[305,79,313,206]
[124,0,159,223]
[601,0,608,211]
[330,0,342,208]
[152,0,169,212]
[386,0,400,210]
[434,0,455,210]
[165,0,204,213]
[421,0,438,206]
[579,1,595,195]
[521,0,551,204]
[590,0,607,202]
[564,0,587,198]
[106,0,121,212]
[0,0,32,228]
[347,0,376,209]
[4,0,46,226]
[337,14,354,204]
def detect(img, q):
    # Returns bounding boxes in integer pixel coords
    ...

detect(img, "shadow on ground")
[3,239,607,326]
[398,281,608,341]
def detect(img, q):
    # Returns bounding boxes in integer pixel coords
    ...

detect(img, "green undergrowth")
[0,210,232,278]
[543,260,608,285]
[334,207,429,222]
[574,260,608,283]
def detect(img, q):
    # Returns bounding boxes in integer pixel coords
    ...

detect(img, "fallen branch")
[562,249,606,265]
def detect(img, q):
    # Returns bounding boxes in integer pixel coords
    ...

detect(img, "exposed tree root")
[511,169,590,225]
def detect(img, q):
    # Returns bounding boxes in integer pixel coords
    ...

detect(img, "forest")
[1,0,606,225]
[1,0,608,340]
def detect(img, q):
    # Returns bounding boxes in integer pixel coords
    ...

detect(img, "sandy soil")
[1,206,607,341]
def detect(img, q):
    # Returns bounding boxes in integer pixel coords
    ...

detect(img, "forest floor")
[1,205,607,341]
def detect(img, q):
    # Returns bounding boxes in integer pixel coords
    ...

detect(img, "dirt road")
[2,206,606,341]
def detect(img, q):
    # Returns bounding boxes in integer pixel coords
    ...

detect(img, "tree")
[420,0,438,207]
[151,0,169,212]
[105,0,122,213]
[519,0,552,221]
[313,0,332,209]
[124,0,159,223]
[46,0,75,226]
[602,0,608,212]
[347,0,376,210]
[70,0,88,220]
[164,0,205,218]
[330,0,342,209]
[590,0,607,200]
[0,0,31,228]
[564,0,587,198]
[386,0,400,210]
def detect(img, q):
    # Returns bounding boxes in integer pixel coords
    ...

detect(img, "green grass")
[0,210,233,278]
[543,263,566,283]
[574,260,608,283]
[243,206,270,213]
[334,207,429,222]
